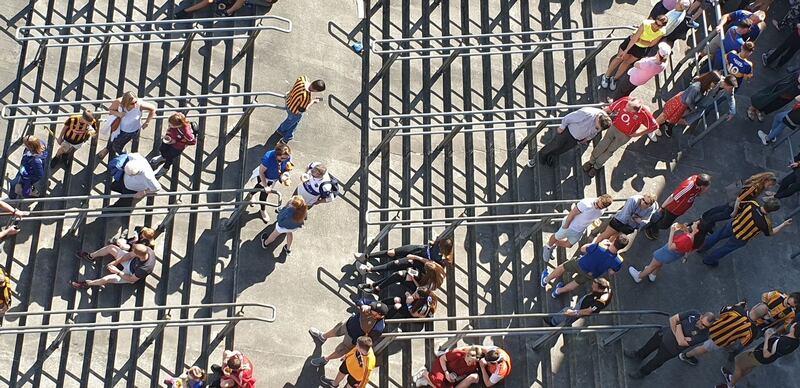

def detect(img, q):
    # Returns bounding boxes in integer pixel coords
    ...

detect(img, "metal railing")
[15,15,292,48]
[0,302,276,335]
[371,25,635,59]
[365,198,626,229]
[370,103,605,136]
[1,91,285,127]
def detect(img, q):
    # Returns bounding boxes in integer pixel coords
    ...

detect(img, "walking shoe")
[600,74,610,89]
[586,167,597,178]
[582,162,593,172]
[609,78,617,91]
[542,245,554,261]
[308,327,327,343]
[647,132,658,143]
[149,155,165,166]
[757,130,770,145]
[75,251,94,263]
[627,371,645,380]
[413,367,432,387]
[310,357,328,367]
[259,209,270,223]
[648,273,657,282]
[551,282,564,299]
[49,156,61,169]
[357,263,372,275]
[319,377,336,388]
[282,245,291,257]
[664,125,674,138]
[679,352,699,366]
[686,20,700,29]
[526,159,536,168]
[540,269,550,288]
[721,366,733,384]
[623,349,641,359]
[628,266,642,283]
[353,252,367,262]
[644,228,658,240]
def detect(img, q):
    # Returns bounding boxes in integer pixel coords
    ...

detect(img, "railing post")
[222,190,256,231]
[434,211,466,242]
[373,328,399,354]
[177,31,197,59]
[435,324,472,354]
[67,207,87,237]
[234,29,261,60]
[601,328,632,347]
[156,197,181,236]
[228,105,257,135]
[92,35,112,63]
[33,41,47,68]
[363,211,400,253]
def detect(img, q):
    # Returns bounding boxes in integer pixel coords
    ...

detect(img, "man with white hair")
[109,153,161,208]
[612,42,672,99]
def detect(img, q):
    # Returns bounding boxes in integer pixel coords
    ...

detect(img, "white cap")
[657,42,672,57]
[680,0,691,7]
[124,160,143,176]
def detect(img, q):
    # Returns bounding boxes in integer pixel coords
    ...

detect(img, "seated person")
[382,286,438,319]
[544,278,612,327]
[70,244,157,289]
[540,236,626,298]
[358,261,445,295]
[356,239,454,275]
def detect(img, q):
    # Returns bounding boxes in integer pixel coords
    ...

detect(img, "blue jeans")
[276,111,303,142]
[699,221,748,266]
[767,110,791,142]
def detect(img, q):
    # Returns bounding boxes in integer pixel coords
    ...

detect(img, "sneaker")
[542,245,554,261]
[154,166,166,178]
[259,209,270,223]
[551,282,564,299]
[282,245,291,256]
[310,356,328,367]
[582,162,593,172]
[353,252,367,262]
[679,352,699,366]
[647,132,658,143]
[308,327,327,343]
[761,52,770,67]
[75,251,93,263]
[609,78,617,91]
[686,20,700,29]
[149,155,165,166]
[648,273,657,282]
[586,167,597,178]
[49,156,61,169]
[664,125,674,138]
[644,229,658,240]
[526,159,536,168]
[540,269,549,288]
[601,74,610,89]
[357,279,375,290]
[628,266,642,283]
[623,349,641,359]
[319,376,336,387]
[757,130,770,145]
[357,263,372,275]
[721,366,733,384]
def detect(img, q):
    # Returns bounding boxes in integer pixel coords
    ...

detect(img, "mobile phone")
[408,268,419,277]
[12,219,20,229]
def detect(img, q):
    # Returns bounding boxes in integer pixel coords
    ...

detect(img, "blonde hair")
[24,135,44,155]
[139,227,156,242]
[289,195,307,223]
[121,91,137,109]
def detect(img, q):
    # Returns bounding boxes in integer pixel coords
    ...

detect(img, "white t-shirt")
[566,198,604,232]
[123,153,161,193]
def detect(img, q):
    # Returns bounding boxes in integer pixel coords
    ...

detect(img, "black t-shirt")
[754,336,800,364]
[664,310,710,352]
[578,291,611,313]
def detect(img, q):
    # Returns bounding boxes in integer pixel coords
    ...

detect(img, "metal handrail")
[385,310,669,324]
[1,91,285,120]
[15,15,293,48]
[1,302,276,335]
[371,25,636,59]
[380,324,663,340]
[370,103,605,134]
[368,198,627,212]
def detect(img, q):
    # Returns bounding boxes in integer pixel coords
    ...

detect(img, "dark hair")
[598,114,613,130]
[654,14,668,26]
[593,278,611,290]
[722,75,738,88]
[437,239,454,265]
[763,197,781,213]
[81,109,95,123]
[741,41,755,52]
[613,235,629,250]
[692,223,712,250]
[736,19,753,29]
[484,349,502,363]
[274,142,291,157]
[694,71,722,93]
[226,356,241,370]
[788,292,800,303]
[410,287,438,317]
[696,174,712,187]
[356,336,373,348]
[310,79,326,92]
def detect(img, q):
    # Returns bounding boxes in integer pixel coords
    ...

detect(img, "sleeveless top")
[636,20,665,48]
[119,103,144,133]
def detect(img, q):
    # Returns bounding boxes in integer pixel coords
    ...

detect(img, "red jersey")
[607,97,659,137]
[672,234,694,253]
[665,175,704,216]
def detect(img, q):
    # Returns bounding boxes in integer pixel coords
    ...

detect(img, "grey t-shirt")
[129,247,157,280]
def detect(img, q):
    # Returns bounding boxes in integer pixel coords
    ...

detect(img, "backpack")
[189,122,200,144]
[109,154,130,181]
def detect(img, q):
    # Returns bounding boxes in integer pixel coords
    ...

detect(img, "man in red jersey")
[644,174,712,240]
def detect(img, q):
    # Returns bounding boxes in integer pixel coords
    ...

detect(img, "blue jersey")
[726,51,753,78]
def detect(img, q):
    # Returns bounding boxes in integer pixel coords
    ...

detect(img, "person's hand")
[13,209,29,218]
[57,137,63,145]
[445,372,456,383]
[765,328,776,337]
[141,122,149,130]
[2,226,19,237]
[789,162,799,169]
[716,25,723,34]
[565,309,578,317]
[782,219,793,227]
[726,114,734,122]
[134,191,147,200]
[107,264,120,274]
[670,223,682,231]
[360,305,371,313]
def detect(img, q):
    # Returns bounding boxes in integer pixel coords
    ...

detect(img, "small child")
[164,366,206,388]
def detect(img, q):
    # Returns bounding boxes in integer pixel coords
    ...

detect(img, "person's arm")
[726,88,736,118]
[258,165,271,191]
[437,354,451,381]
[562,205,582,230]
[406,254,430,264]
[185,0,214,12]
[772,218,793,234]
[670,314,690,347]
[0,200,27,217]
[761,332,776,358]
[478,361,494,387]
[615,198,636,225]
[139,101,157,129]
[108,99,125,118]
[632,113,659,137]
[579,243,592,254]
[226,0,247,14]
[0,227,20,239]
[558,111,580,133]
[661,194,675,209]
[715,13,732,33]
[621,25,645,56]
[666,224,679,250]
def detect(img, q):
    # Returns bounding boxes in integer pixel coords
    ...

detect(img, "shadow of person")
[281,347,324,388]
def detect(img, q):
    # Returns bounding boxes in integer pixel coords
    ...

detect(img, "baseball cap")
[657,42,672,57]
[369,301,389,315]
[679,0,691,7]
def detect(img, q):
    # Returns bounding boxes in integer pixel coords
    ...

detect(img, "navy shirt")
[727,10,761,40]
[345,300,386,344]
[577,243,623,278]
[276,206,304,230]
[259,150,291,181]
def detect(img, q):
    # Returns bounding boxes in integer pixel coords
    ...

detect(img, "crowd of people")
[1,0,800,387]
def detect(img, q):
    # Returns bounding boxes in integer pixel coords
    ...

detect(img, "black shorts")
[609,218,636,235]
[339,361,359,386]
[618,37,649,59]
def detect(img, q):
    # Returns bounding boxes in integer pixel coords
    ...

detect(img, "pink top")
[628,57,666,86]
[662,0,678,10]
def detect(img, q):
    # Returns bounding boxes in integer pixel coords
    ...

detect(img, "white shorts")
[275,223,300,234]
[108,259,135,284]
[702,339,721,351]
[59,140,84,152]
[554,218,584,245]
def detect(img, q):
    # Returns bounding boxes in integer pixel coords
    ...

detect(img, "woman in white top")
[98,91,156,159]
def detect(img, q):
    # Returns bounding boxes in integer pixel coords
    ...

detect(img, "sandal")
[70,280,89,290]
[260,233,269,249]
[746,107,756,121]
[75,250,94,263]
[756,111,764,122]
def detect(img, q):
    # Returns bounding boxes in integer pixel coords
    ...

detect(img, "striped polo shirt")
[286,76,312,115]
[709,305,755,347]
[62,114,97,145]
[732,201,771,241]
[762,291,795,325]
